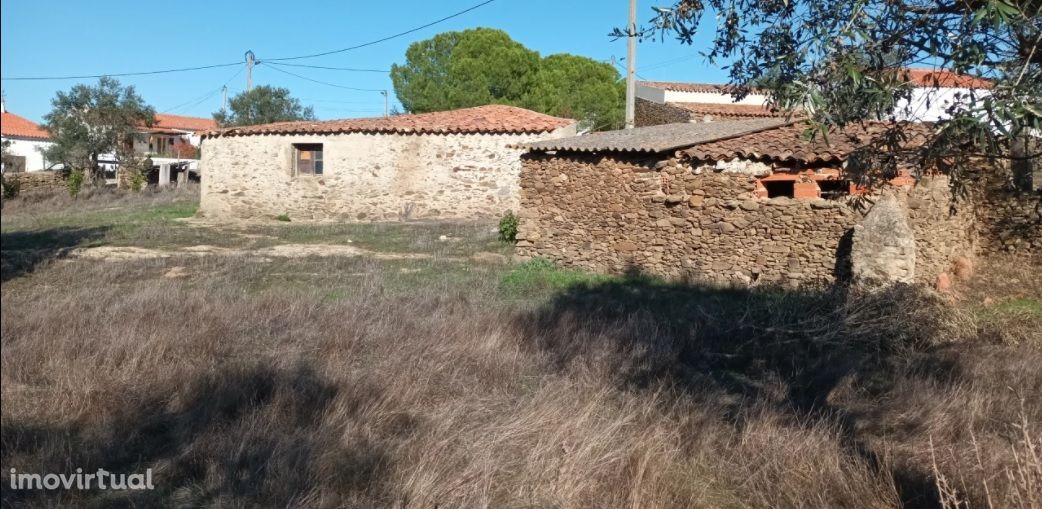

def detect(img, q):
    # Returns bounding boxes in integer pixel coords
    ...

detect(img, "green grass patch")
[500,257,621,297]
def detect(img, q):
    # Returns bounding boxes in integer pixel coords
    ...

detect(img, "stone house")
[517,120,1039,287]
[199,105,576,221]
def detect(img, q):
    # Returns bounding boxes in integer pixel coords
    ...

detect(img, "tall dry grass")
[1,254,1039,508]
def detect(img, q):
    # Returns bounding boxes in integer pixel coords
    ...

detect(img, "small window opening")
[294,143,324,176]
[818,179,851,199]
[762,180,794,198]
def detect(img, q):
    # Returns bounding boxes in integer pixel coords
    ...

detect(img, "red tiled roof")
[673,102,787,119]
[205,105,575,138]
[154,113,217,132]
[1,112,50,140]
[902,68,993,89]
[684,122,935,164]
[639,81,755,94]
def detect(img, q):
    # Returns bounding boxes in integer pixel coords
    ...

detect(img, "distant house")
[635,81,783,127]
[1,101,53,172]
[635,69,993,127]
[135,113,217,161]
[199,105,577,221]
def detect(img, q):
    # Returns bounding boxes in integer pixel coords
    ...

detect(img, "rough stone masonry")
[515,151,1016,288]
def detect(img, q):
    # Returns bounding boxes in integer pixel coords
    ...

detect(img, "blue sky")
[1,0,727,123]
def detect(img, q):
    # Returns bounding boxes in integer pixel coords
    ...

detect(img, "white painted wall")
[1,136,53,172]
[893,87,989,122]
[662,90,769,106]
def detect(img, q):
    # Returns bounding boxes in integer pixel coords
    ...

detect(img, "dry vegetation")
[1,188,1040,508]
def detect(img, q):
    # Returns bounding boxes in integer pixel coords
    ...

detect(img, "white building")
[636,68,993,126]
[1,101,54,172]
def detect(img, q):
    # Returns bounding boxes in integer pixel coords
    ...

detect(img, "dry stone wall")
[971,166,1041,256]
[635,98,691,128]
[2,170,67,197]
[200,126,574,222]
[518,152,977,287]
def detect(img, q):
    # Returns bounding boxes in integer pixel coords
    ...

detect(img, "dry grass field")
[2,187,1040,508]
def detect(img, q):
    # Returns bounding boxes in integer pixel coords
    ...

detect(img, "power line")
[161,66,245,114]
[263,63,385,92]
[0,61,241,81]
[264,0,498,62]
[268,62,390,73]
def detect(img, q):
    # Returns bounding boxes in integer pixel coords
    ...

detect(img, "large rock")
[851,192,916,286]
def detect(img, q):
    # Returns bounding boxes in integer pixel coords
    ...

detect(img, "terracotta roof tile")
[638,81,757,94]
[1,112,50,140]
[205,105,575,138]
[673,102,787,119]
[902,68,993,89]
[153,113,217,132]
[684,122,935,164]
[523,119,790,154]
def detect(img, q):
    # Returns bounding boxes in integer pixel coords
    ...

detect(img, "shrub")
[66,169,84,197]
[498,210,520,243]
[275,213,291,222]
[1,174,20,199]
[127,169,146,192]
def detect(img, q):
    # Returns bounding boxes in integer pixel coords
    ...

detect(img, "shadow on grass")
[1,365,398,508]
[1,227,110,282]
[515,268,961,508]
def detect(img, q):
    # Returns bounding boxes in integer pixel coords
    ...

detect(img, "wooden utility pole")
[625,0,637,129]
[221,85,228,111]
[245,50,256,92]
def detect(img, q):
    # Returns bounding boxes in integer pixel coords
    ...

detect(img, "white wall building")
[1,101,54,172]
[636,69,993,127]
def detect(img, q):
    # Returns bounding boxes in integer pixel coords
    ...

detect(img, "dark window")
[294,143,323,176]
[762,180,794,198]
[818,179,850,199]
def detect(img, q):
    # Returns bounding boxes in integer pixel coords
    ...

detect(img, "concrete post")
[177,169,187,187]
[158,164,171,187]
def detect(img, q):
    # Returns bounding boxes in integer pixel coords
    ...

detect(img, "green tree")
[391,28,624,130]
[42,77,155,186]
[640,0,1041,191]
[523,54,626,131]
[213,86,315,127]
[391,28,540,113]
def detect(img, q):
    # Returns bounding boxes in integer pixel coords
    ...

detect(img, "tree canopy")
[214,86,315,127]
[391,28,625,130]
[638,0,1041,190]
[42,77,155,184]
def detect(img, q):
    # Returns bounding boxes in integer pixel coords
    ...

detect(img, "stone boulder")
[851,192,916,286]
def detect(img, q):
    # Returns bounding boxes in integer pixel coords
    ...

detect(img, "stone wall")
[517,152,976,287]
[972,164,1042,255]
[2,170,67,197]
[635,98,691,128]
[199,126,575,222]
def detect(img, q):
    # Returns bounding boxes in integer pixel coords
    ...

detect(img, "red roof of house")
[639,81,754,94]
[153,113,217,132]
[673,102,787,119]
[902,69,993,89]
[642,69,992,96]
[1,112,50,140]
[684,122,935,164]
[205,105,576,138]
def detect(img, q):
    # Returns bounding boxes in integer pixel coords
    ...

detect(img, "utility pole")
[245,50,256,92]
[221,85,229,111]
[625,0,637,129]
[381,90,389,117]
